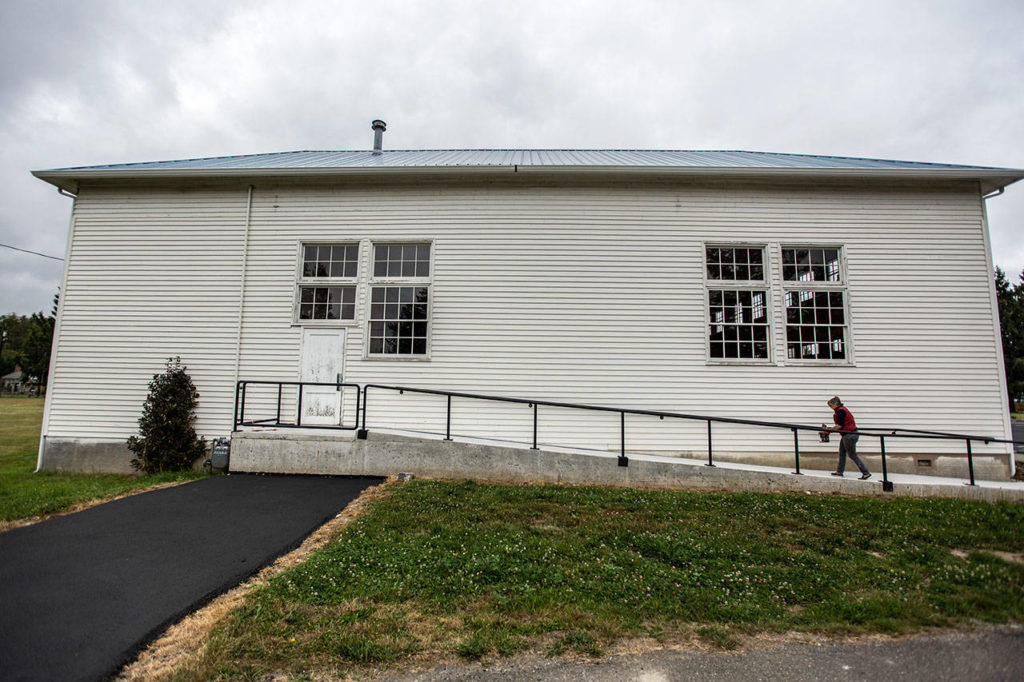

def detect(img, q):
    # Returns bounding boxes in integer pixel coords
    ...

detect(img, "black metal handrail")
[234,380,361,431]
[232,380,1020,490]
[358,383,1023,490]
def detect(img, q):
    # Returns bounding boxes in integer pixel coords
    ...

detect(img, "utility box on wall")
[208,437,231,472]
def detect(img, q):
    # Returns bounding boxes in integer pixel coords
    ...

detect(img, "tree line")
[996,267,1024,412]
[0,293,57,390]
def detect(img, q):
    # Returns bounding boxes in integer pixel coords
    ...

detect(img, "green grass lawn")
[0,396,204,523]
[186,479,1024,679]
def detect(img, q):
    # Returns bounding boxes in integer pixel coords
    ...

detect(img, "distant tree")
[2,294,60,386]
[7,289,61,389]
[995,267,1024,411]
[0,314,32,353]
[19,313,55,388]
[0,321,15,378]
[127,357,207,474]
[1,315,25,379]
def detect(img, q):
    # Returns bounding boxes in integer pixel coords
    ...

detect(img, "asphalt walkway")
[0,473,382,682]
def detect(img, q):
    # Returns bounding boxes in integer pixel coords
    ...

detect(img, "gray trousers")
[837,433,869,475]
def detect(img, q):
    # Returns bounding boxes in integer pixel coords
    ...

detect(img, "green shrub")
[127,357,206,474]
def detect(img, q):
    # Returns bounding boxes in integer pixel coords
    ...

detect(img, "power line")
[0,243,64,261]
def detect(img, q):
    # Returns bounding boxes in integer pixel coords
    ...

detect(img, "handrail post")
[706,420,715,467]
[965,439,976,486]
[239,382,247,427]
[275,384,283,426]
[445,394,452,441]
[352,384,360,430]
[296,381,303,428]
[233,381,241,431]
[792,427,802,475]
[618,411,629,467]
[532,403,538,450]
[880,435,893,492]
[357,385,368,439]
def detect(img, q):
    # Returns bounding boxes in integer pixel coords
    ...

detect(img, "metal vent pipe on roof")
[371,120,386,155]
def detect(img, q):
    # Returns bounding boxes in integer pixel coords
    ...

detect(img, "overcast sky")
[1,0,1022,315]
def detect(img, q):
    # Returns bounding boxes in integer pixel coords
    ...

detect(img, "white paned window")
[299,287,355,321]
[705,245,766,282]
[706,246,770,360]
[369,242,431,356]
[296,243,358,322]
[303,243,358,278]
[782,247,848,360]
[374,243,431,278]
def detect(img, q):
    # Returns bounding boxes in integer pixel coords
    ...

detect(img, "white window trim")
[779,244,854,366]
[292,241,361,327]
[703,242,775,365]
[364,240,434,361]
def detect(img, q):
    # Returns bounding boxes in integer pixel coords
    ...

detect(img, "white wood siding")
[44,185,248,442]
[43,178,1011,460]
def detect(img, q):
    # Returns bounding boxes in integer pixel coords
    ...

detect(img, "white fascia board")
[32,165,1024,194]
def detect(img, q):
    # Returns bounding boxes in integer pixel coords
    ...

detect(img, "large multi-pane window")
[297,243,358,321]
[782,247,847,360]
[706,246,770,360]
[369,242,431,356]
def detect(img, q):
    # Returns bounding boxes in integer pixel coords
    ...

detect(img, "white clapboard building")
[32,126,1024,479]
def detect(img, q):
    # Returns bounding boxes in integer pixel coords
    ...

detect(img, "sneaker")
[859,473,872,480]
[831,472,844,477]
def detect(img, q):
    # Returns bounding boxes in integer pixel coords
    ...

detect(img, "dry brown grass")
[116,476,396,681]
[951,548,1024,565]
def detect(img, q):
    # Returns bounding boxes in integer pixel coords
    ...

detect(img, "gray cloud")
[2,0,1023,314]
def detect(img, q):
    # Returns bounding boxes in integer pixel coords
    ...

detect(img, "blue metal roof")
[33,149,1024,196]
[40,148,1016,172]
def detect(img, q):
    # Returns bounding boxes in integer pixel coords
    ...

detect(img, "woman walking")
[824,396,871,480]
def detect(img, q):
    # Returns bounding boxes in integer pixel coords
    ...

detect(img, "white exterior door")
[299,328,346,426]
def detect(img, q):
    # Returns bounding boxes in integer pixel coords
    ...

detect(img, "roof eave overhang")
[32,165,1024,195]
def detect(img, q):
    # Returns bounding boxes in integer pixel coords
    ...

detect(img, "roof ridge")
[62,148,1009,166]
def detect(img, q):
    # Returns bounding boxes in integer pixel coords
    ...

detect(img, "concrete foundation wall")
[38,439,136,474]
[229,431,1024,502]
[38,438,210,474]
[39,429,1012,489]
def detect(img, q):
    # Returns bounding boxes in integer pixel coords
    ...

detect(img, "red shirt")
[833,406,857,432]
